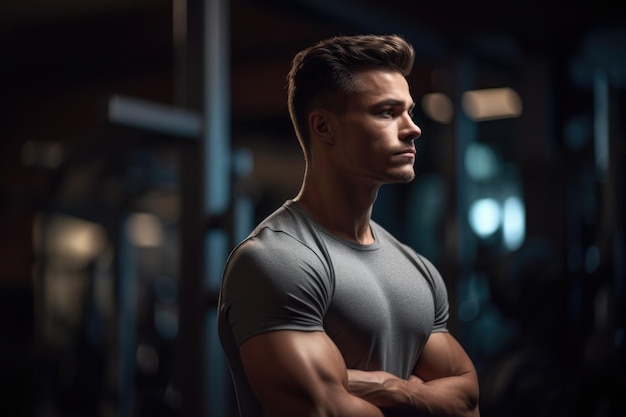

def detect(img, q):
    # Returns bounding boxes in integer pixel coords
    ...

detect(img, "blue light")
[468,198,502,238]
[465,143,499,181]
[502,196,525,251]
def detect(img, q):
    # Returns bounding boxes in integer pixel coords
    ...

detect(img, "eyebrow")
[372,99,416,112]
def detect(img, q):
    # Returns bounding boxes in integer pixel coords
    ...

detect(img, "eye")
[379,108,394,118]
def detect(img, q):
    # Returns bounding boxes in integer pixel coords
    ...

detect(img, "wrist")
[383,377,416,408]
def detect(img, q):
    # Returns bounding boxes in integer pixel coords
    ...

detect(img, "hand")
[347,369,418,408]
[408,374,424,384]
[347,369,393,410]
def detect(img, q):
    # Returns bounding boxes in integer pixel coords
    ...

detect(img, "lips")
[394,148,416,156]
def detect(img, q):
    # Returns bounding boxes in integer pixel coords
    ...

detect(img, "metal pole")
[203,2,231,415]
[118,214,137,417]
[177,1,231,416]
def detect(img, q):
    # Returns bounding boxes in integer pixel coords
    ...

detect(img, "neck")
[294,170,379,245]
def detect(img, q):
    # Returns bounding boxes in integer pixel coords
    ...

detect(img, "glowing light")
[465,143,499,180]
[46,215,106,267]
[468,198,501,238]
[126,213,163,247]
[462,87,522,121]
[421,92,454,124]
[502,196,525,251]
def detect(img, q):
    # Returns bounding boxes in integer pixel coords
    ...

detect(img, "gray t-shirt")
[218,200,449,417]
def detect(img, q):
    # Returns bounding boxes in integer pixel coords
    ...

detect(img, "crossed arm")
[240,329,479,417]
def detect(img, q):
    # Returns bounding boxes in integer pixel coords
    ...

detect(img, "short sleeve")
[219,228,333,346]
[419,255,450,333]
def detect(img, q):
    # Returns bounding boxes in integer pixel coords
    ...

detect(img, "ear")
[308,110,335,145]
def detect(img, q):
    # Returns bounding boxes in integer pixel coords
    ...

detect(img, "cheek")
[344,131,377,159]
[347,139,387,172]
[338,121,389,162]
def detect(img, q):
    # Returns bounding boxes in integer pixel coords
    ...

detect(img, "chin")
[388,171,415,184]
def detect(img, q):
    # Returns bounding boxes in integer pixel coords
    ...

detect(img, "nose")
[401,113,421,142]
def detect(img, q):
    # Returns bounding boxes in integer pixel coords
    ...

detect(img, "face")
[329,69,422,186]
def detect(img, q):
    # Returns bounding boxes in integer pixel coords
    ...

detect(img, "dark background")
[1,0,625,416]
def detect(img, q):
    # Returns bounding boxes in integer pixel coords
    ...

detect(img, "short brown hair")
[287,34,415,160]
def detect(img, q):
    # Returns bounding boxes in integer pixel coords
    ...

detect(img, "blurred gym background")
[1,0,624,416]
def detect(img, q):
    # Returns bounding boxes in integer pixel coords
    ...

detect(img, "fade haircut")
[287,34,415,160]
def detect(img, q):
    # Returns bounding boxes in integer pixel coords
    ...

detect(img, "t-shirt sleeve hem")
[431,326,449,334]
[236,324,326,347]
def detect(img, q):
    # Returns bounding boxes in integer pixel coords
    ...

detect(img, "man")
[217,34,480,417]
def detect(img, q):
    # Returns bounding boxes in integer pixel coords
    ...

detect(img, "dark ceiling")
[0,1,624,282]
[1,0,623,123]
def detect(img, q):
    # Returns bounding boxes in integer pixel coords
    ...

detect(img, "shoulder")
[232,200,334,265]
[222,202,334,294]
[219,204,335,344]
[227,202,329,271]
[226,228,323,281]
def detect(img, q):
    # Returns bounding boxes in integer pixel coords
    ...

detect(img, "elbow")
[466,399,480,417]
[445,379,479,417]
[444,398,479,417]
[462,388,480,417]
[459,370,480,417]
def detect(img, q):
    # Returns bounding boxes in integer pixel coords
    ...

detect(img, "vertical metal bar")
[205,230,229,417]
[118,214,137,417]
[203,1,231,416]
[178,0,231,416]
[203,0,231,215]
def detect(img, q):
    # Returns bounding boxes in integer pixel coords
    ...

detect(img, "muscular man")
[218,34,480,417]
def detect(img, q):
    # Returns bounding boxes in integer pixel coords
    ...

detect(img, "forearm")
[241,330,388,417]
[392,373,479,417]
[347,370,479,417]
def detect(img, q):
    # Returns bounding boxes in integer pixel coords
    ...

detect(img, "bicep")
[412,333,480,415]
[240,330,384,417]
[413,332,477,382]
